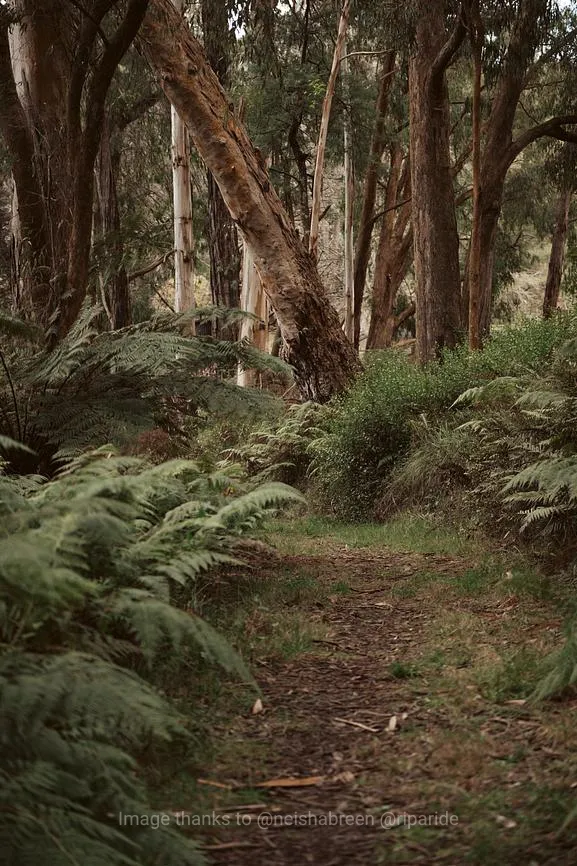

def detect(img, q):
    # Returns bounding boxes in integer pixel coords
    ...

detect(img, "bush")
[311,313,577,519]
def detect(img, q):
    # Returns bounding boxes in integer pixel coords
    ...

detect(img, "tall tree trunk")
[171,0,195,323]
[543,186,572,318]
[309,0,350,260]
[238,240,269,387]
[95,115,131,329]
[201,0,240,327]
[468,1,483,349]
[464,0,553,338]
[352,51,396,348]
[140,0,360,401]
[0,0,149,339]
[409,1,464,363]
[366,147,413,350]
[342,35,354,342]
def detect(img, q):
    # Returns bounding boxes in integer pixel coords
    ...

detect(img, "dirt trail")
[187,545,577,866]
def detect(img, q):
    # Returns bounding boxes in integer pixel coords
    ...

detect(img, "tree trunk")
[95,115,131,329]
[171,0,195,323]
[201,0,240,329]
[464,0,552,338]
[409,1,464,363]
[543,187,572,318]
[309,0,350,260]
[468,2,483,349]
[342,35,354,342]
[140,0,360,401]
[0,0,149,339]
[352,52,396,348]
[366,148,413,350]
[238,240,269,387]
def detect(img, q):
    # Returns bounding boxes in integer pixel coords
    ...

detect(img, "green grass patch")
[262,513,483,557]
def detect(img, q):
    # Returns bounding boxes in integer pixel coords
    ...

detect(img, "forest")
[3,0,577,864]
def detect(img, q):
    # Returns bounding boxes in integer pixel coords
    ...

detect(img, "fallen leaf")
[505,699,526,706]
[251,698,264,715]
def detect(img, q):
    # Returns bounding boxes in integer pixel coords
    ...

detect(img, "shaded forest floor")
[156,516,577,865]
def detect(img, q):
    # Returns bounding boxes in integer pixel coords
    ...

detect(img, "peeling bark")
[140,0,360,401]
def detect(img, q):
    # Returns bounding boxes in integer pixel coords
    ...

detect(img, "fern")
[0,447,300,864]
[0,303,287,475]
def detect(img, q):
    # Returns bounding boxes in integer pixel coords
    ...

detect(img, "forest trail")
[171,523,577,865]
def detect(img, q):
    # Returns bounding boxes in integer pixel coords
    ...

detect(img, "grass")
[261,512,484,557]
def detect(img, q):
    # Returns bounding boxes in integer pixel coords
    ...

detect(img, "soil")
[169,545,577,866]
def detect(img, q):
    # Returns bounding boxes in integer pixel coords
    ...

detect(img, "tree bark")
[140,0,360,401]
[366,147,413,350]
[468,1,483,349]
[309,0,350,260]
[342,35,354,342]
[238,240,269,387]
[201,0,240,327]
[409,1,464,362]
[0,0,149,339]
[95,114,131,329]
[171,0,195,323]
[352,52,396,348]
[543,186,572,319]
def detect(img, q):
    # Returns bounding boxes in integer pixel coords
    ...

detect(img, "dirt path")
[172,537,577,865]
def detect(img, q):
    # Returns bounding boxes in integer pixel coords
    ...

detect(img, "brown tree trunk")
[140,0,360,400]
[543,187,572,318]
[409,1,464,363]
[352,52,396,348]
[0,0,149,339]
[366,149,413,350]
[201,0,240,328]
[95,115,131,329]
[468,2,483,349]
[464,0,553,338]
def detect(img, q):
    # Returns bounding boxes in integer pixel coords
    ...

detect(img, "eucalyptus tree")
[0,0,149,339]
[140,0,361,400]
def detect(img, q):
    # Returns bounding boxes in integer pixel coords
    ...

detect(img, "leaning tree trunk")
[201,0,240,330]
[140,0,360,401]
[543,186,572,319]
[408,0,464,363]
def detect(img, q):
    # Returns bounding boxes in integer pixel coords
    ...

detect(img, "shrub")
[311,312,577,519]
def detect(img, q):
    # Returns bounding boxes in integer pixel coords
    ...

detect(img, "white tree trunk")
[171,0,195,324]
[309,0,351,260]
[342,35,354,341]
[237,239,269,387]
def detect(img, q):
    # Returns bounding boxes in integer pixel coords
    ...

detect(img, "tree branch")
[509,114,577,164]
[430,6,467,82]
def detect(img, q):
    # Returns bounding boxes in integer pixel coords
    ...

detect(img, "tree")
[352,51,396,348]
[464,0,577,337]
[408,0,465,361]
[140,0,360,401]
[0,0,149,339]
[201,0,241,323]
